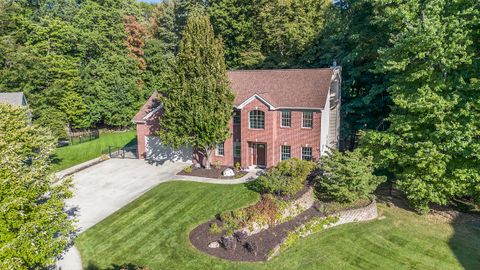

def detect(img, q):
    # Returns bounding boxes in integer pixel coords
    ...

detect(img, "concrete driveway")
[57,158,188,270]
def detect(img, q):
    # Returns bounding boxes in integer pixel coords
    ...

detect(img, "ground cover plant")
[51,130,136,171]
[76,181,480,270]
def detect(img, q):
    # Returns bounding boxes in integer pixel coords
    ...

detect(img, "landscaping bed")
[177,165,247,179]
[189,202,326,262]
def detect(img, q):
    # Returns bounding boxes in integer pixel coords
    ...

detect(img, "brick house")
[133,67,341,168]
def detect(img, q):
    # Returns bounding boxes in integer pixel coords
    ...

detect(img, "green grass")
[76,181,480,270]
[52,131,137,171]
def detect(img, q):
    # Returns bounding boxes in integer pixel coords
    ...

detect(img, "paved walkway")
[56,158,259,270]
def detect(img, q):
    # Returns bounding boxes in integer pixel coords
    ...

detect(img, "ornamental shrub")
[316,149,386,203]
[253,158,316,196]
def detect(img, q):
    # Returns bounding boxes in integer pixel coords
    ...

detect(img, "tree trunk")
[203,146,213,170]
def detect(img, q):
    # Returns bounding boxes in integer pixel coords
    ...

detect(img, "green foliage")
[183,166,193,173]
[208,222,222,234]
[159,10,234,169]
[0,104,75,269]
[253,158,316,196]
[361,0,480,213]
[219,194,280,235]
[316,149,386,203]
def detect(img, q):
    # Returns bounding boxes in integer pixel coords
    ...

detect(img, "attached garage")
[144,136,192,162]
[133,92,193,163]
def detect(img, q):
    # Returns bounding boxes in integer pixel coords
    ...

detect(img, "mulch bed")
[177,165,247,179]
[189,203,325,262]
[189,185,323,262]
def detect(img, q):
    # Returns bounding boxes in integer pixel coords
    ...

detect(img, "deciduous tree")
[0,104,75,269]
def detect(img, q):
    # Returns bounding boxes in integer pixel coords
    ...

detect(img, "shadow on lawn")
[376,183,480,270]
[86,262,150,270]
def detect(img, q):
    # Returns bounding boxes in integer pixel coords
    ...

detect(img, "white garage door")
[145,136,192,163]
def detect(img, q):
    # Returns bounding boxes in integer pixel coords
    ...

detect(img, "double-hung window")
[281,110,291,127]
[234,141,241,158]
[281,145,291,161]
[302,147,313,161]
[216,143,224,156]
[302,111,313,128]
[249,110,265,129]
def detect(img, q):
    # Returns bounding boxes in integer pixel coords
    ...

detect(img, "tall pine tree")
[159,10,234,169]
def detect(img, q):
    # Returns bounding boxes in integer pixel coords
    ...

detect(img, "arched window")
[249,110,265,129]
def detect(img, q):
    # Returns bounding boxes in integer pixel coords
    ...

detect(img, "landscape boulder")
[208,241,220,248]
[219,236,236,251]
[244,241,258,256]
[222,168,235,177]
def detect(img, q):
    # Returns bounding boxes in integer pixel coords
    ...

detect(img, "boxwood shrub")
[251,158,316,196]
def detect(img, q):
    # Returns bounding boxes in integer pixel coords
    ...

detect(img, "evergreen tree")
[159,10,234,169]
[316,149,386,203]
[0,104,75,269]
[362,0,480,212]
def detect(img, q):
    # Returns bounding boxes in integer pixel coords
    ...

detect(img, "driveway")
[57,159,188,270]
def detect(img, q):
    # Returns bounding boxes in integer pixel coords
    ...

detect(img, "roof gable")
[228,68,336,110]
[0,92,27,106]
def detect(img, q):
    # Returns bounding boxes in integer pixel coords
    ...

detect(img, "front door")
[253,143,266,167]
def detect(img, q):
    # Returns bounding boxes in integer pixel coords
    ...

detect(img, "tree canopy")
[159,10,234,169]
[0,104,75,269]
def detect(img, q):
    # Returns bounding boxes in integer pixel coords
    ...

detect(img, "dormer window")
[249,110,265,129]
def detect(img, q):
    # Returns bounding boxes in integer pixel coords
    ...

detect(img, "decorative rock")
[386,202,394,207]
[244,242,258,256]
[220,236,237,250]
[222,168,235,177]
[208,241,220,248]
[194,163,201,168]
[233,231,248,242]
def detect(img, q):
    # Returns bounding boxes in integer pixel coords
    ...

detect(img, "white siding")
[320,97,330,156]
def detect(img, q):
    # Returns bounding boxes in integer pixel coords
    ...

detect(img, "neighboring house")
[0,92,28,107]
[134,67,341,168]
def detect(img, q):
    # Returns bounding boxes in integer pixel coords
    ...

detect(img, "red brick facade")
[134,68,341,168]
[210,98,322,168]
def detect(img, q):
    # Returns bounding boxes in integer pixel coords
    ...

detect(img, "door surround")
[252,142,267,167]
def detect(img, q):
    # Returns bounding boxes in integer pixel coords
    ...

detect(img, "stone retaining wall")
[281,187,315,219]
[268,200,378,261]
[326,200,378,228]
[238,187,315,236]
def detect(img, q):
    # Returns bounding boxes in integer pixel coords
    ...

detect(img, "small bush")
[183,166,193,173]
[209,223,222,234]
[235,162,241,171]
[315,149,386,203]
[213,160,221,170]
[253,158,316,196]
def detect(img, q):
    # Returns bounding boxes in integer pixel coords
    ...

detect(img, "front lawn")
[52,130,137,172]
[76,181,480,270]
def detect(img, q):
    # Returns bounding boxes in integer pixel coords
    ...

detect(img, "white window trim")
[280,145,291,161]
[280,110,291,128]
[302,147,313,160]
[249,110,265,130]
[216,143,225,156]
[301,111,313,129]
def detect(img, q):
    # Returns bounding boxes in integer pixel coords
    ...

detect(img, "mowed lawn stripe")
[76,182,479,270]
